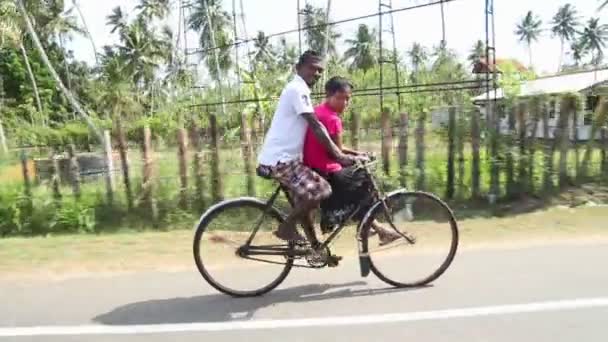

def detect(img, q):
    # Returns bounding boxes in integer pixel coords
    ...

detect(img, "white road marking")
[2,297,608,337]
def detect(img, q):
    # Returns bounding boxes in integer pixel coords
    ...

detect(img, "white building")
[472,68,608,141]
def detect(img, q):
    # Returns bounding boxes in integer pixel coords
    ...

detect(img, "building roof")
[472,58,528,74]
[473,68,608,103]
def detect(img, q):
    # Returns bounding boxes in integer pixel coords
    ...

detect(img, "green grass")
[1,205,607,280]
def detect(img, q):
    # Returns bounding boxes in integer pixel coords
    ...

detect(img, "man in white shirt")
[257,50,359,246]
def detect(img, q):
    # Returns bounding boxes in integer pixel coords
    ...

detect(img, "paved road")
[2,242,608,341]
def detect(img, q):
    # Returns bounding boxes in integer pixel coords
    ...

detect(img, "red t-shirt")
[303,102,343,174]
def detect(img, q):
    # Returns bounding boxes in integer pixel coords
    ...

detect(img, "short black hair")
[296,50,322,68]
[325,76,353,96]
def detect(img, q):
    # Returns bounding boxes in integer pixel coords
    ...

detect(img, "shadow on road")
[93,281,430,325]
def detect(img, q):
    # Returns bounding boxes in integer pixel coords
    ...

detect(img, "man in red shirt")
[303,76,401,245]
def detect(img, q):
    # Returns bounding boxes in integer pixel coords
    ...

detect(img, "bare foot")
[274,222,305,242]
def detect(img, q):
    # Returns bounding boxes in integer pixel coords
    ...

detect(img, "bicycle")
[193,157,459,297]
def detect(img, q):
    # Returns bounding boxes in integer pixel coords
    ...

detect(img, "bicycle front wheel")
[193,198,294,297]
[359,190,459,288]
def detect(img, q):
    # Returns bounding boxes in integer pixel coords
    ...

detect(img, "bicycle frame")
[238,159,413,262]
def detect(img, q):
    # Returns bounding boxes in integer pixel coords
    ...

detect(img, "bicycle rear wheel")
[193,198,294,297]
[359,190,458,288]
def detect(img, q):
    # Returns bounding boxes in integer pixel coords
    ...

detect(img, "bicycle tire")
[358,190,459,288]
[193,198,294,297]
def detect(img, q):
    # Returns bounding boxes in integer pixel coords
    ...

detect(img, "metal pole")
[388,0,401,111]
[297,0,302,55]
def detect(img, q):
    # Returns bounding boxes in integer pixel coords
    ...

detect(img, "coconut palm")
[343,24,377,73]
[468,40,485,66]
[408,42,428,74]
[301,3,341,57]
[188,0,233,81]
[515,10,543,67]
[551,4,580,71]
[570,39,588,66]
[251,31,275,66]
[580,17,608,65]
[71,0,99,64]
[0,0,42,117]
[136,0,171,21]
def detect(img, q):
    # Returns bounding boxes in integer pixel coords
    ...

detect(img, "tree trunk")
[446,107,456,199]
[67,144,81,199]
[16,0,103,143]
[350,111,360,150]
[21,150,32,199]
[489,102,501,203]
[602,128,608,176]
[398,113,409,187]
[209,114,223,203]
[19,41,42,118]
[142,126,158,224]
[381,110,392,175]
[72,0,99,65]
[557,39,564,73]
[580,98,606,180]
[177,128,189,209]
[241,112,255,196]
[415,112,426,190]
[0,118,8,156]
[471,107,481,199]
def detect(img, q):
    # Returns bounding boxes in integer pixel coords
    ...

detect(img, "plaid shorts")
[270,160,332,203]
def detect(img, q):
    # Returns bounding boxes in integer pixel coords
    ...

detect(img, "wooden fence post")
[50,150,62,201]
[601,128,607,176]
[517,102,528,193]
[398,112,409,187]
[558,96,572,188]
[20,149,32,199]
[572,105,580,181]
[67,144,81,199]
[528,98,541,194]
[177,128,189,209]
[190,124,206,210]
[103,130,114,205]
[542,101,554,192]
[381,109,392,175]
[350,110,360,151]
[415,112,426,190]
[489,102,501,203]
[506,103,516,198]
[446,107,456,199]
[142,126,158,224]
[241,111,255,196]
[471,107,481,199]
[456,111,466,198]
[209,114,223,203]
[116,118,133,210]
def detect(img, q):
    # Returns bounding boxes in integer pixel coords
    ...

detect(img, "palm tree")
[551,4,580,72]
[301,3,341,57]
[580,17,608,65]
[0,1,42,118]
[136,0,171,21]
[468,40,485,66]
[251,31,275,66]
[515,10,543,68]
[71,0,99,65]
[188,0,233,81]
[343,24,377,73]
[45,7,85,103]
[408,42,428,74]
[570,39,587,66]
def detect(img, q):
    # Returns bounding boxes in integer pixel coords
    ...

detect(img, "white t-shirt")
[257,74,314,166]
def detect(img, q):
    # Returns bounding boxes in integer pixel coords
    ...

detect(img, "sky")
[67,0,605,76]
